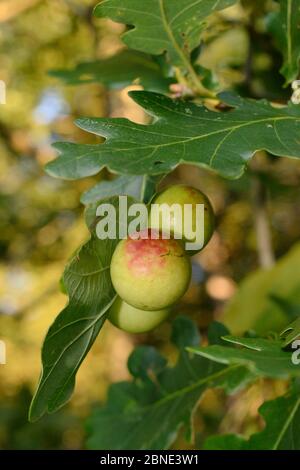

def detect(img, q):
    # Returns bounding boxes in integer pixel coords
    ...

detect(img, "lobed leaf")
[189,335,300,379]
[86,317,254,450]
[205,385,300,450]
[94,0,237,71]
[267,0,300,85]
[46,91,300,180]
[50,50,173,93]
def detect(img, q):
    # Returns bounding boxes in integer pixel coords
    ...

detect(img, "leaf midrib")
[50,113,298,177]
[148,363,241,411]
[272,395,300,449]
[159,0,190,64]
[74,115,296,157]
[48,324,96,411]
[31,295,115,416]
[158,0,205,93]
[118,363,243,449]
[169,0,206,27]
[68,266,110,277]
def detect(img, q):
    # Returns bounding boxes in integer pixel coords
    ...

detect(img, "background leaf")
[267,0,300,85]
[81,175,145,205]
[223,243,300,335]
[46,91,300,180]
[189,335,300,378]
[81,174,162,205]
[86,317,253,450]
[94,0,237,74]
[29,196,137,421]
[50,50,173,93]
[205,385,300,450]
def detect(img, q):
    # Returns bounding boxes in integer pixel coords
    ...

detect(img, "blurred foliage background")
[1,0,300,449]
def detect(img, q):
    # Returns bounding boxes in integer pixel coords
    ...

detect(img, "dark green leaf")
[267,0,300,85]
[207,321,230,345]
[29,237,116,421]
[29,196,136,421]
[170,315,200,348]
[128,346,167,380]
[204,434,245,450]
[46,91,300,180]
[81,174,162,205]
[86,317,253,450]
[94,0,237,72]
[205,385,300,450]
[189,335,300,378]
[50,50,172,93]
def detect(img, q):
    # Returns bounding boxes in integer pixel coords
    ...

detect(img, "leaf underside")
[29,196,138,421]
[81,174,162,206]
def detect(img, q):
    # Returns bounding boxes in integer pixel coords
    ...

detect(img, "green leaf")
[207,321,230,346]
[204,434,246,450]
[46,91,300,180]
[50,50,173,93]
[128,346,167,380]
[86,317,254,450]
[281,316,300,347]
[267,0,300,85]
[29,237,116,421]
[189,335,300,379]
[170,315,200,348]
[205,386,300,450]
[81,175,145,205]
[223,242,300,335]
[81,174,162,205]
[94,0,237,73]
[29,196,136,421]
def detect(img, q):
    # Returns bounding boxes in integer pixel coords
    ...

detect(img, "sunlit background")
[1,0,300,449]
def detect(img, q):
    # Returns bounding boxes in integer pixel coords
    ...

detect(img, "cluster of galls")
[109,185,215,333]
